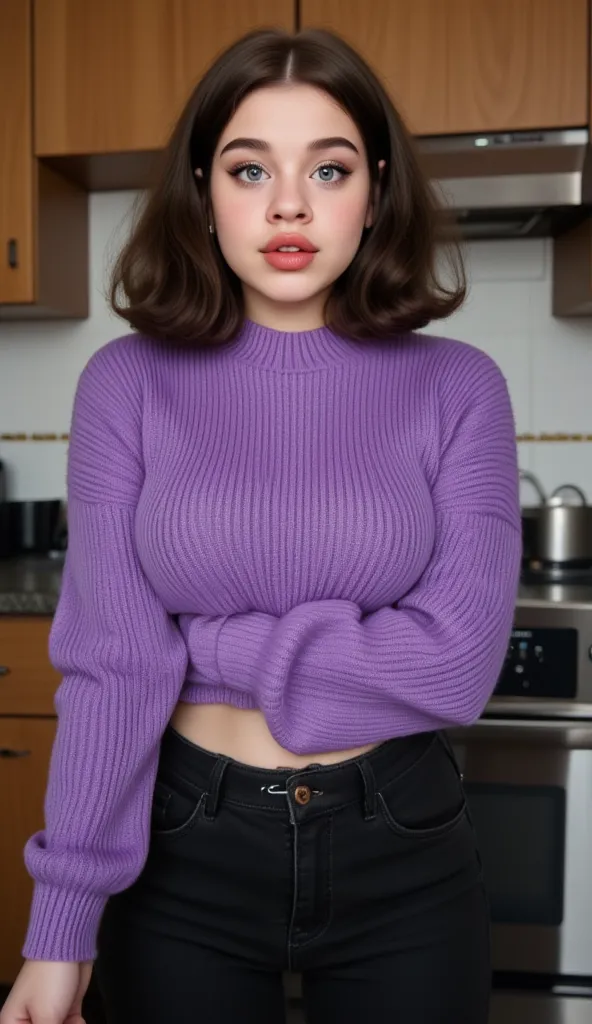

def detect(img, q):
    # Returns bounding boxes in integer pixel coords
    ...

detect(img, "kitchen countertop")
[0,552,65,614]
[2,555,591,617]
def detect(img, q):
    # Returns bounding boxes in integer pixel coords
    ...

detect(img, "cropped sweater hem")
[178,683,258,710]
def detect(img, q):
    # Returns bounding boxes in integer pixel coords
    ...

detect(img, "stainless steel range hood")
[416,129,592,239]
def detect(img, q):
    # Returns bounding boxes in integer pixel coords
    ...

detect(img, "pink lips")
[261,233,318,253]
[262,251,317,271]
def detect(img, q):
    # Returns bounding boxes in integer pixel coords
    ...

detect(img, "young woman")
[2,25,522,1024]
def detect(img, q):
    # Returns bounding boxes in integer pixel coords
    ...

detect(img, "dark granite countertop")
[2,556,591,617]
[0,553,64,615]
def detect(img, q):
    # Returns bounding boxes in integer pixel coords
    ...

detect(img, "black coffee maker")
[0,460,67,558]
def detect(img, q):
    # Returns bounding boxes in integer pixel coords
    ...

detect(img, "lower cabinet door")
[0,717,56,984]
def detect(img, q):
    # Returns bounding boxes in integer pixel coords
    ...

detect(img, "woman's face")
[206,83,384,330]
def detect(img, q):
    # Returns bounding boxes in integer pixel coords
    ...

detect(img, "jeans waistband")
[158,725,439,820]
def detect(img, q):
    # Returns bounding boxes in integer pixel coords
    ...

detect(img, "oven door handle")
[449,717,592,747]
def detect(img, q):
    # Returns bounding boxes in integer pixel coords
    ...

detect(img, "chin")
[257,274,333,298]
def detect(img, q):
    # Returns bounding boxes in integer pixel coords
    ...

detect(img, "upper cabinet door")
[300,0,589,136]
[34,0,295,156]
[0,0,34,303]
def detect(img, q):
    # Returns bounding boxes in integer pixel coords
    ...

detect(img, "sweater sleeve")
[194,349,522,754]
[22,338,188,963]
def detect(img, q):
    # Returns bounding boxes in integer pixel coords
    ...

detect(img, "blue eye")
[234,165,268,183]
[313,165,346,183]
[229,162,352,187]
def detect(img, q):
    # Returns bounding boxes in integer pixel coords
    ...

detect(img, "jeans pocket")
[151,773,207,839]
[377,732,467,840]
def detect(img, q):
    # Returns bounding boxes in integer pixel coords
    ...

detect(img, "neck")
[242,291,330,333]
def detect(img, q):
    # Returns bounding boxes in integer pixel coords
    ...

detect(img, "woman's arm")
[22,337,188,962]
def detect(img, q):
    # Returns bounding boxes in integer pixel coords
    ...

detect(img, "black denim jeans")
[95,725,490,1023]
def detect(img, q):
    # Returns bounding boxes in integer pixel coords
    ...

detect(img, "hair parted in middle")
[109,26,466,349]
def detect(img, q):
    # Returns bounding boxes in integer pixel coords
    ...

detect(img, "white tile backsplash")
[0,441,68,501]
[0,194,591,499]
[528,443,592,504]
[463,237,548,283]
[528,312,592,435]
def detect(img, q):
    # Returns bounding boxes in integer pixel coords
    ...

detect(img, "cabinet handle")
[0,666,10,677]
[0,748,32,758]
[7,238,18,269]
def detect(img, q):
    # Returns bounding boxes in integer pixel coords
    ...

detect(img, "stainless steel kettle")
[520,470,592,564]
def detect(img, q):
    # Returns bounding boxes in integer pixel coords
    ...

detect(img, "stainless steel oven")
[449,717,592,981]
[447,581,592,989]
[489,582,592,720]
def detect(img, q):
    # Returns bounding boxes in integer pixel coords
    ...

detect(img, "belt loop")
[355,757,377,821]
[203,756,230,821]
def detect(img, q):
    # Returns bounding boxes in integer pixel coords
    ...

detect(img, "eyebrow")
[219,136,360,157]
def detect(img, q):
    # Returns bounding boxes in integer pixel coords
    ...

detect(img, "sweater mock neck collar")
[220,317,370,371]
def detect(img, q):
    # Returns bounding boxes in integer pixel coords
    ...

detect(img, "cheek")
[328,192,369,239]
[212,183,259,235]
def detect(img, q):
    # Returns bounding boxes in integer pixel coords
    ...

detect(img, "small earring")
[209,223,214,234]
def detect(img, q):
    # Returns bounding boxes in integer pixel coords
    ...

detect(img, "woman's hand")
[0,959,93,1024]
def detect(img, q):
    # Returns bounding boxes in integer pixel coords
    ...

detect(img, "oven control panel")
[495,627,578,698]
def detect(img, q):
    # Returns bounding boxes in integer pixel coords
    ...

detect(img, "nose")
[266,175,313,225]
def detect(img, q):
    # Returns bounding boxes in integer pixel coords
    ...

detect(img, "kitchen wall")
[1,190,592,502]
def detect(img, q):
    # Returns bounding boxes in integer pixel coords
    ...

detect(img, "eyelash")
[228,160,352,188]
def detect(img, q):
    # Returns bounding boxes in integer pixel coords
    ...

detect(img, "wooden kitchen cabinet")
[34,0,295,189]
[0,0,34,307]
[0,616,59,982]
[0,617,61,716]
[553,216,592,316]
[0,717,56,984]
[0,0,88,317]
[300,0,589,136]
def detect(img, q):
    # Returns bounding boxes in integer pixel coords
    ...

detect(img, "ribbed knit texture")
[22,318,522,962]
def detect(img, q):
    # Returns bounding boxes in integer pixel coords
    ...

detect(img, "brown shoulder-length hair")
[110,27,466,347]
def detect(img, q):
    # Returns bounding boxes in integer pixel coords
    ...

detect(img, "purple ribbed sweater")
[22,319,521,962]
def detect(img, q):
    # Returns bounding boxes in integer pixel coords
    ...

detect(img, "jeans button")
[294,784,312,805]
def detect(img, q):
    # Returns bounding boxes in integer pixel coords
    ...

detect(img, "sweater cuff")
[22,884,107,962]
[177,613,230,685]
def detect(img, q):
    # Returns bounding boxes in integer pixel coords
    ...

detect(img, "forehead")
[216,83,363,154]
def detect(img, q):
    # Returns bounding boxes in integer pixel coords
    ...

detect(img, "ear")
[365,159,386,229]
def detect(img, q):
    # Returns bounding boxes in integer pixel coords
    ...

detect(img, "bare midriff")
[170,701,379,769]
